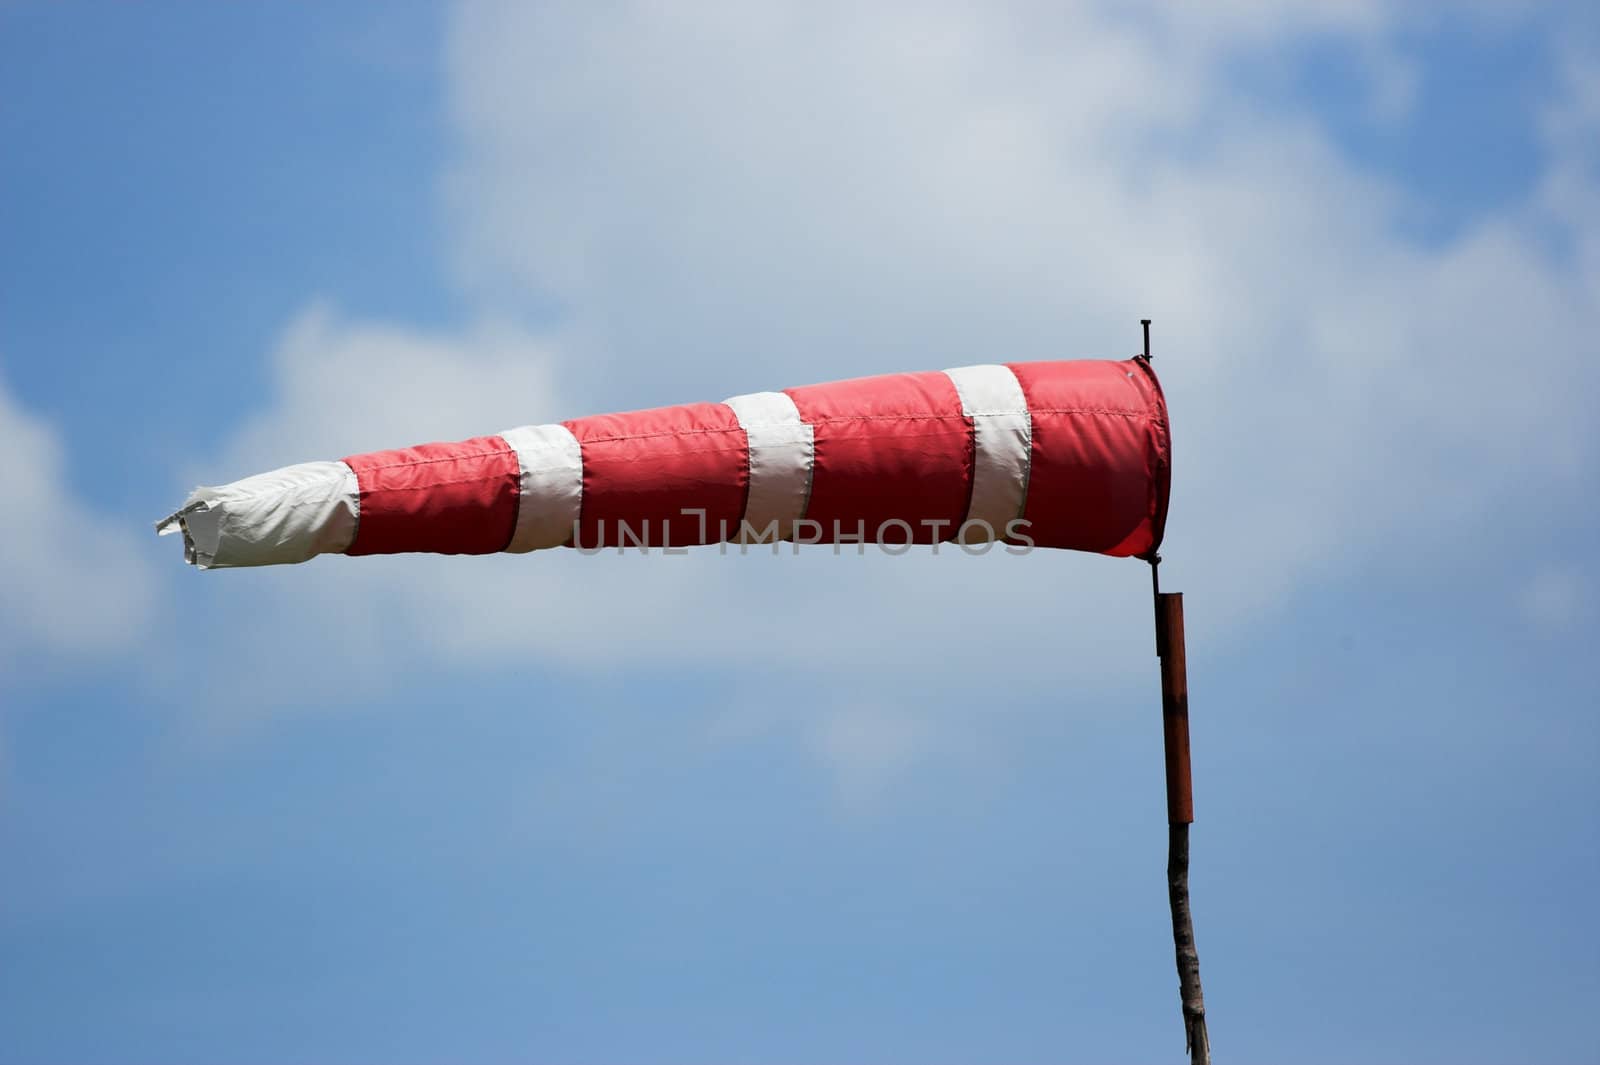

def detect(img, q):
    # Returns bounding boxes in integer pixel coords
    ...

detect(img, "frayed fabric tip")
[154,499,213,569]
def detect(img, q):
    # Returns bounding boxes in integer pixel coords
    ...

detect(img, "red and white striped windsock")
[157,359,1171,569]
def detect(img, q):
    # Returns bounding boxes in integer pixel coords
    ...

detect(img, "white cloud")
[438,0,1595,604]
[1537,41,1600,283]
[0,371,155,668]
[175,2,1599,778]
[212,303,566,477]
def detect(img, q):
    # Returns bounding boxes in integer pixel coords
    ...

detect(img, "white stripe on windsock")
[499,423,584,552]
[155,460,360,569]
[942,364,1032,543]
[722,390,815,543]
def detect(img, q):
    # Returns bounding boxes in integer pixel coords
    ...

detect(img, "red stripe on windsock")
[787,371,972,544]
[566,402,748,548]
[343,436,521,556]
[1008,359,1160,555]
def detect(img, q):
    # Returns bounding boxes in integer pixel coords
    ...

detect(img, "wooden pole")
[1156,591,1208,1064]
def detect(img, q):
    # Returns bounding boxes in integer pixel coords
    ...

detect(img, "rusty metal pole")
[1156,590,1208,1065]
[1142,319,1210,1065]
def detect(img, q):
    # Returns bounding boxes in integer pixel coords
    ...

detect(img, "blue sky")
[2,3,1597,1063]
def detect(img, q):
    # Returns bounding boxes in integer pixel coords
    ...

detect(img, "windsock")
[157,359,1171,569]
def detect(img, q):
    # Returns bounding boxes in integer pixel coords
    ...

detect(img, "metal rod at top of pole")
[1141,318,1151,360]
[1151,554,1164,657]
